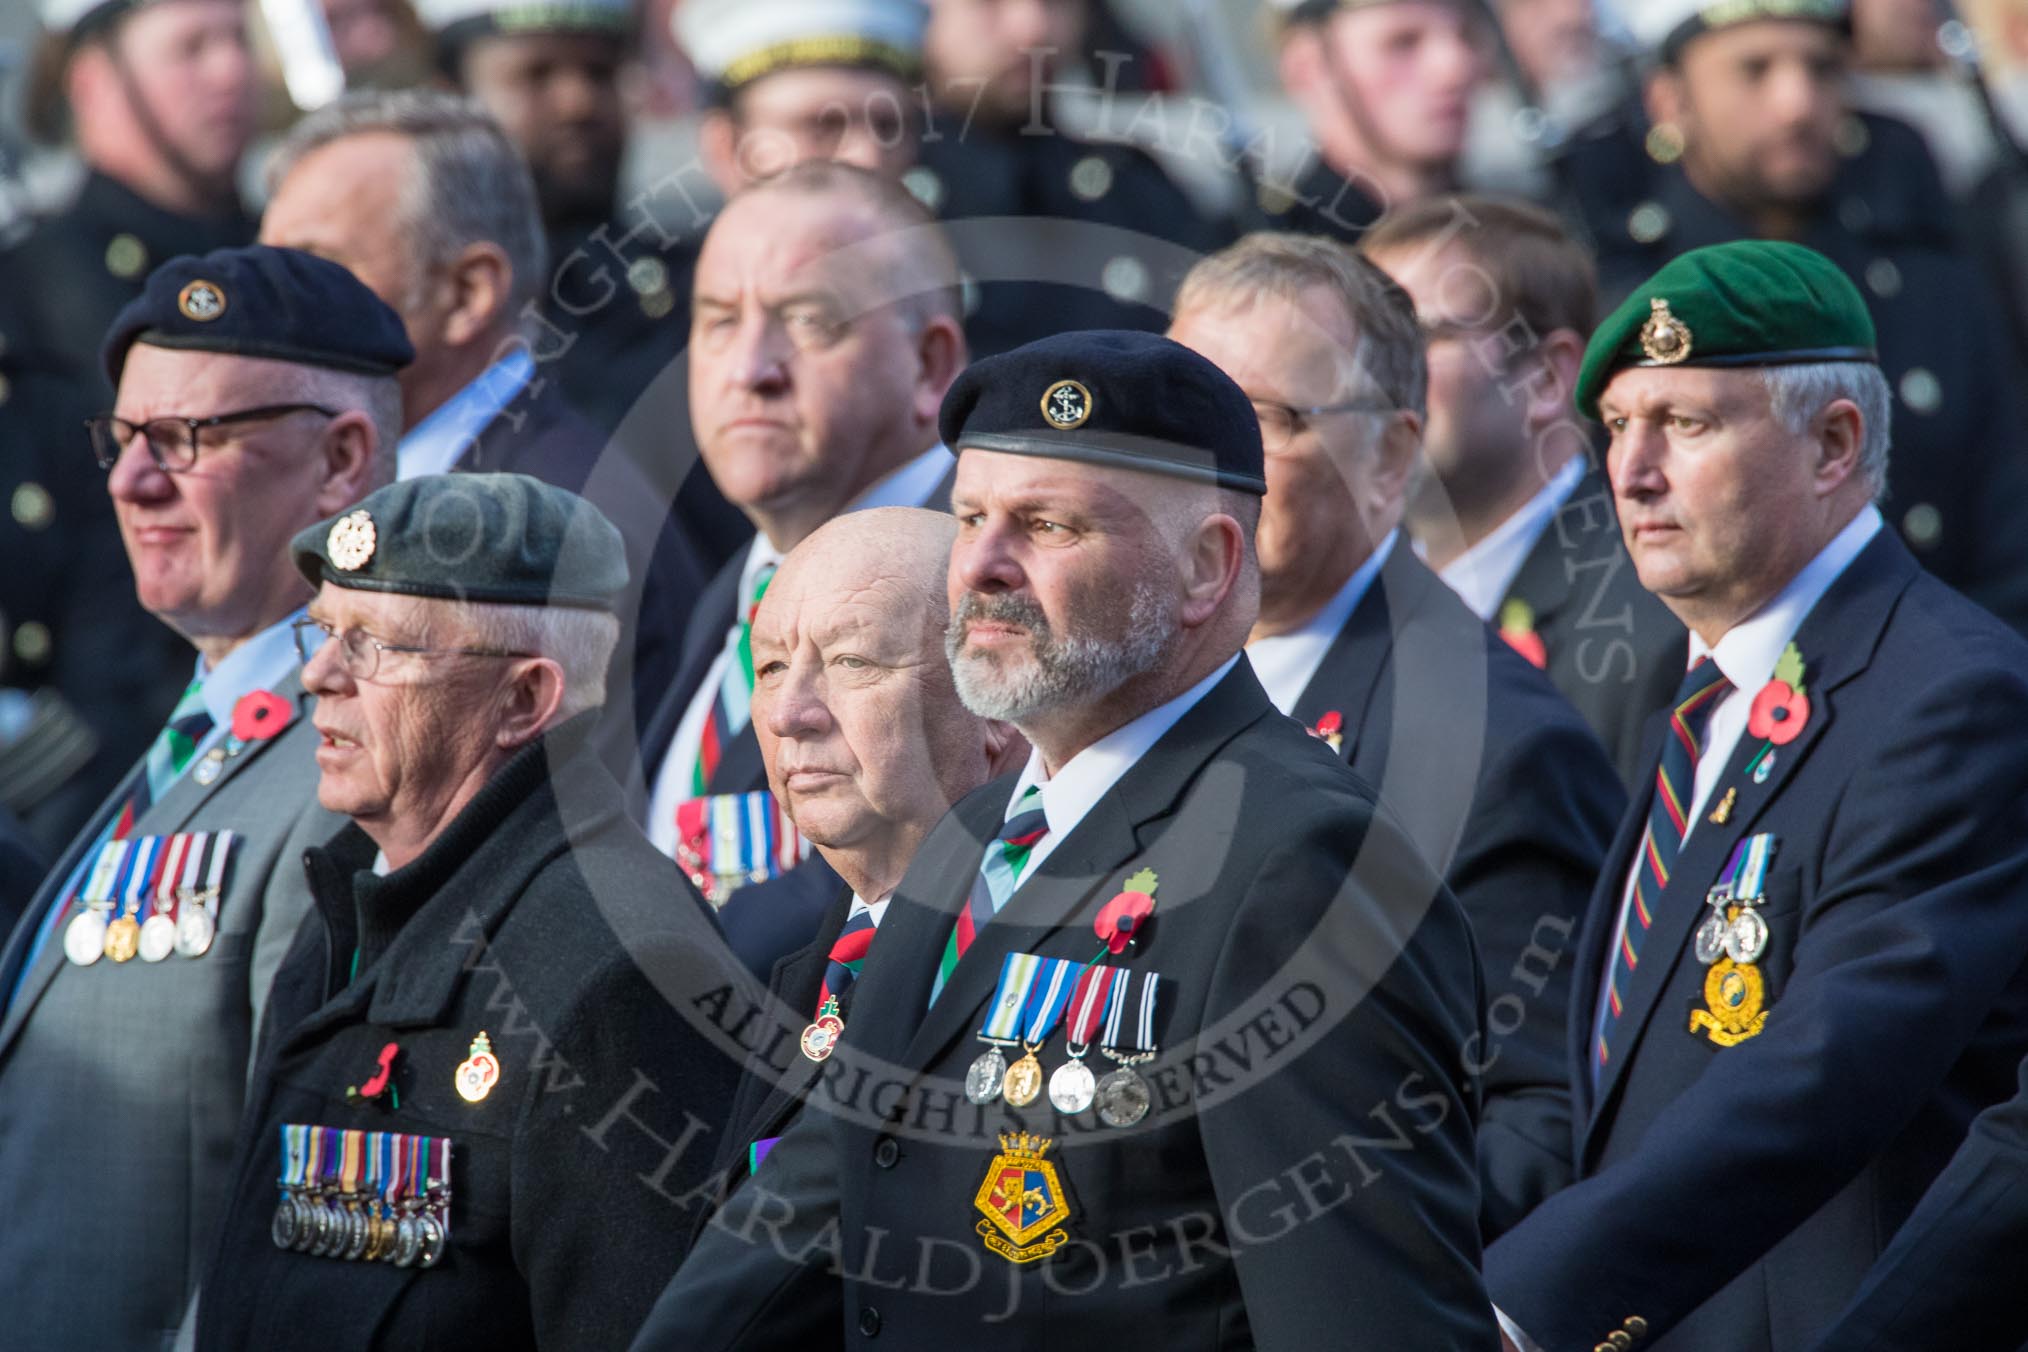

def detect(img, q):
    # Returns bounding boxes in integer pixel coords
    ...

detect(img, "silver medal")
[342,1207,370,1261]
[416,1212,446,1268]
[271,1197,300,1250]
[193,749,224,786]
[138,914,177,963]
[64,910,108,966]
[1724,907,1770,964]
[175,905,216,958]
[1694,912,1729,965]
[1095,1066,1151,1128]
[392,1215,421,1268]
[965,1047,1009,1105]
[1048,1058,1097,1115]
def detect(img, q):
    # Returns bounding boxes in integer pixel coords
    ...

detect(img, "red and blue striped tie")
[1594,658,1732,1080]
[928,786,1047,1006]
[815,904,879,1018]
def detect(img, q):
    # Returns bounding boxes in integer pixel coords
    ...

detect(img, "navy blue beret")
[292,473,629,612]
[938,330,1267,495]
[102,244,414,385]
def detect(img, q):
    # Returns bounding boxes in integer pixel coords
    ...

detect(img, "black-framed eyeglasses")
[291,617,536,682]
[85,403,340,472]
[1250,398,1397,453]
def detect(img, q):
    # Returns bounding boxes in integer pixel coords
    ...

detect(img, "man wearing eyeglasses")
[1168,232,1625,1240]
[0,242,406,1352]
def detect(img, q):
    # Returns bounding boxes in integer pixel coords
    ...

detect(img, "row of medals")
[65,892,216,966]
[1695,886,1769,965]
[965,1039,1153,1129]
[272,1181,449,1269]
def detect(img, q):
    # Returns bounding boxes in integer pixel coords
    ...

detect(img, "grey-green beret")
[292,473,629,612]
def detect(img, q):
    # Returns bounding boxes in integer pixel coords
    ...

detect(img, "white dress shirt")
[645,444,953,854]
[1248,531,1397,716]
[1429,455,1587,622]
[396,348,535,481]
[1001,654,1240,881]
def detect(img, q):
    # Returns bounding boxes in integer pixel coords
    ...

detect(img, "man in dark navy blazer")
[1170,232,1625,1240]
[633,331,1498,1349]
[635,162,967,979]
[706,507,1023,1202]
[1484,241,2028,1352]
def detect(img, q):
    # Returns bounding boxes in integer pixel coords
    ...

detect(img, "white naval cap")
[38,0,148,36]
[412,0,632,42]
[674,0,927,93]
[1623,0,1850,64]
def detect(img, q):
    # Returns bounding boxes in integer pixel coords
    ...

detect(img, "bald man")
[698,506,1020,1206]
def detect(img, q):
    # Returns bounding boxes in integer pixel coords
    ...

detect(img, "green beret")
[1575,240,1877,420]
[292,473,628,612]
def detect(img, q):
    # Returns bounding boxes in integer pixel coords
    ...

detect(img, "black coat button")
[858,1305,881,1337]
[873,1136,899,1168]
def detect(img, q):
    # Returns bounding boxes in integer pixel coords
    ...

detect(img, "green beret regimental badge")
[327,510,377,572]
[178,280,227,323]
[1639,298,1693,365]
[1041,379,1093,430]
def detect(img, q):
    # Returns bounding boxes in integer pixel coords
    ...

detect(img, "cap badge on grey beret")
[1041,380,1093,431]
[327,511,378,571]
[1640,299,1694,365]
[177,280,226,323]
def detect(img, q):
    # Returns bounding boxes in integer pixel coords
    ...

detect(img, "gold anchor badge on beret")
[327,510,377,571]
[454,1031,501,1103]
[178,279,227,323]
[1041,379,1093,430]
[1639,298,1693,365]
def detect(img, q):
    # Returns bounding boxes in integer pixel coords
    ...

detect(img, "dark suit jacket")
[1500,469,1687,790]
[1806,1045,2028,1352]
[1485,530,2028,1352]
[1289,545,1624,1238]
[460,379,705,749]
[632,659,1499,1350]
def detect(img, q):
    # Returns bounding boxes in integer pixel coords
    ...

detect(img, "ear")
[1518,329,1587,432]
[982,718,1028,779]
[1645,69,1685,130]
[1370,409,1422,514]
[1277,24,1326,104]
[310,411,381,516]
[698,109,745,197]
[493,657,569,749]
[1180,512,1247,629]
[1813,397,1865,496]
[439,241,514,350]
[911,316,969,426]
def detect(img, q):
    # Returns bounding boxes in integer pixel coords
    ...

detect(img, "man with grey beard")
[633,329,1497,1349]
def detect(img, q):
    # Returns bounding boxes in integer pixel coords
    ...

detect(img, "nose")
[1608,420,1668,503]
[762,655,831,741]
[106,429,174,505]
[832,123,888,173]
[1765,59,1822,126]
[729,312,793,394]
[951,516,1025,599]
[553,67,604,122]
[301,632,353,698]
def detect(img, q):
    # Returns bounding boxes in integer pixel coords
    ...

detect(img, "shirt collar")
[1691,504,1883,693]
[195,606,310,730]
[1010,653,1242,838]
[397,348,537,481]
[741,442,953,603]
[1245,530,1396,715]
[1434,456,1586,622]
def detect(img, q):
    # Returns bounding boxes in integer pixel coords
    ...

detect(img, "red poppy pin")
[231,689,293,742]
[1498,598,1549,670]
[1746,643,1810,747]
[1309,710,1345,754]
[1096,868,1158,955]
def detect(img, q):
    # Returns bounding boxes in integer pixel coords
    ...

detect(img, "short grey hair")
[1761,362,1893,500]
[1174,231,1428,421]
[436,600,622,720]
[267,89,547,314]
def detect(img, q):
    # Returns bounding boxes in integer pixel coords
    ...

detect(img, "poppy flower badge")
[231,689,294,743]
[1309,711,1345,754]
[1498,598,1549,671]
[1096,868,1158,955]
[1747,643,1810,746]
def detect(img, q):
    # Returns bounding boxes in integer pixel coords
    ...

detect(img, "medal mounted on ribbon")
[966,953,1073,1106]
[61,830,238,967]
[1690,833,1778,1047]
[274,1126,452,1267]
[673,791,811,906]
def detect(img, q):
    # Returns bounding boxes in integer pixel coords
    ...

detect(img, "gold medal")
[1002,1047,1044,1107]
[454,1031,501,1103]
[103,915,141,963]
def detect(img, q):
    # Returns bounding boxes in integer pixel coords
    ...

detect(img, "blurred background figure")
[0,0,259,854]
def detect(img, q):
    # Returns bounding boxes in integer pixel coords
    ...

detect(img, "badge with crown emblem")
[327,510,377,572]
[1639,298,1694,365]
[974,1131,1073,1263]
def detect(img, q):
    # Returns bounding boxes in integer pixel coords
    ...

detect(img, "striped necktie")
[693,561,777,796]
[815,904,879,1019]
[120,677,215,837]
[1594,658,1732,1081]
[928,785,1048,1006]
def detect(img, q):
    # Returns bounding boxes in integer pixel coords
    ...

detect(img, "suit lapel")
[636,562,740,776]
[1503,471,1595,631]
[1582,531,1916,1143]
[1289,565,1396,763]
[0,674,312,1061]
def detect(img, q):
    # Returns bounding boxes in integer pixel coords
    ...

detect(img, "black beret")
[101,244,414,386]
[292,473,629,612]
[938,330,1266,495]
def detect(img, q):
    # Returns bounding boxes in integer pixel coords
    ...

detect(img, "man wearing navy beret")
[0,242,405,1350]
[634,329,1498,1349]
[1483,241,2028,1352]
